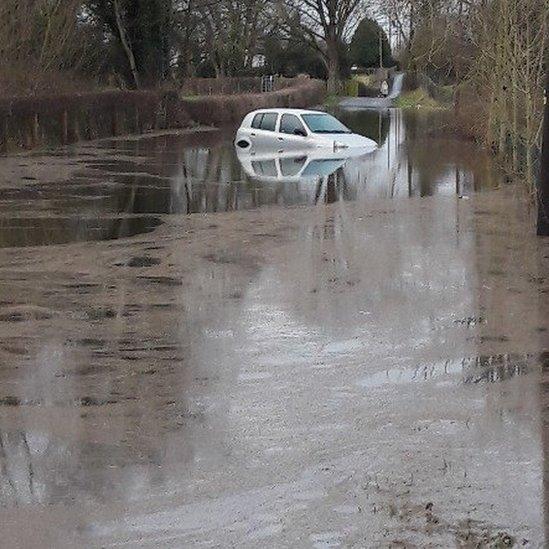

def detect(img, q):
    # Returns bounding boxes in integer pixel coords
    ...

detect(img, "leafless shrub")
[0,0,96,95]
[180,79,325,125]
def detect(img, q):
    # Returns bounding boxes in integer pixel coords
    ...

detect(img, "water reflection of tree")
[336,109,499,199]
[0,317,199,508]
[314,169,356,205]
[469,189,548,542]
[0,227,258,510]
[0,216,160,248]
[404,111,498,197]
[542,350,549,543]
[1,111,504,246]
[335,108,390,147]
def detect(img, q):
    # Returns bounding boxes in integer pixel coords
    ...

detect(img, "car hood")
[313,133,377,150]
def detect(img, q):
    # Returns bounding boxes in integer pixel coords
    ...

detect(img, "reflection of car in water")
[235,108,378,152]
[236,147,375,184]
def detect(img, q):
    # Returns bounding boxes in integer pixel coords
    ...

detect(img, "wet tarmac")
[0,109,547,547]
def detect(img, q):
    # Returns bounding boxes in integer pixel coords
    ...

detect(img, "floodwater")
[0,109,498,248]
[0,108,547,548]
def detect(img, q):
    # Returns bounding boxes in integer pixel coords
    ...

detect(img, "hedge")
[180,78,326,126]
[0,78,326,151]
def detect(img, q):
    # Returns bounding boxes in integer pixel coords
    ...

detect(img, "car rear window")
[251,112,278,132]
[260,113,278,131]
[251,113,263,129]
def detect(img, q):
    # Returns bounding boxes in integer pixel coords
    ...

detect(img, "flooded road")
[0,108,547,547]
[0,109,498,247]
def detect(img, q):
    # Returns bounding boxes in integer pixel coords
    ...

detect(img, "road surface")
[0,109,547,548]
[339,72,404,110]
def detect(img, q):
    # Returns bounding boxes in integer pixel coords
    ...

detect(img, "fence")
[181,76,297,96]
[181,77,261,96]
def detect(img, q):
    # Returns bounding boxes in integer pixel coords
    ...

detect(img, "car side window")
[251,113,263,129]
[259,113,278,131]
[280,114,307,136]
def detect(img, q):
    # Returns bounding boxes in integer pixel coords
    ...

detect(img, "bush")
[394,89,446,110]
[345,79,359,97]
[180,79,326,126]
[0,78,325,149]
[0,90,189,150]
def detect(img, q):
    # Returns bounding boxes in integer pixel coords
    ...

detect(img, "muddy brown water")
[0,109,499,248]
[0,108,547,547]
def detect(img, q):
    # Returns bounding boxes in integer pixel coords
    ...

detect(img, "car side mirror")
[294,128,307,137]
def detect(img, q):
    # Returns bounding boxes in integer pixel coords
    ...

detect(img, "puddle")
[0,109,499,247]
[0,216,161,248]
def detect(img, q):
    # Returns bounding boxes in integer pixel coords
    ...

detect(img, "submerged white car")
[234,108,377,152]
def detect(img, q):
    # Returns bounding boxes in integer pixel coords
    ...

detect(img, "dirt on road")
[0,111,546,548]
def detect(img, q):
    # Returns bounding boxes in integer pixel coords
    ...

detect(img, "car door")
[249,112,279,149]
[278,114,310,151]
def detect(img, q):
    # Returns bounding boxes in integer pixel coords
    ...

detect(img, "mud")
[0,110,547,548]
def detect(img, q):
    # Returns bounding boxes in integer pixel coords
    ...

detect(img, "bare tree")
[280,0,363,94]
[466,0,547,184]
[538,70,549,236]
[192,0,273,76]
[372,0,547,191]
[113,0,141,87]
[0,0,91,94]
[172,0,199,77]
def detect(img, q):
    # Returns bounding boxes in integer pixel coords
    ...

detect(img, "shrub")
[0,78,325,150]
[0,90,189,150]
[180,79,326,126]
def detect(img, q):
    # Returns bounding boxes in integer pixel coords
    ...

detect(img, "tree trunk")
[114,0,140,89]
[326,42,339,95]
[537,70,549,236]
[327,64,338,94]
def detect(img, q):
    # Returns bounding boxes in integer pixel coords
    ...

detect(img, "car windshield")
[301,114,351,134]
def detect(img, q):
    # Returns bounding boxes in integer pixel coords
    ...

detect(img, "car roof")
[248,108,326,116]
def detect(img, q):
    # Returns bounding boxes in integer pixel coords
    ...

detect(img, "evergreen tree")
[350,18,392,69]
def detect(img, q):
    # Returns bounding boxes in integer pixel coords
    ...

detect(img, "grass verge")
[324,94,340,107]
[394,88,449,110]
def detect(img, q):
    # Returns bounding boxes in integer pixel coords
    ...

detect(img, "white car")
[234,108,377,152]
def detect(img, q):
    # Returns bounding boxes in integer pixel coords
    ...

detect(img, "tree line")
[0,1,393,95]
[0,1,546,189]
[0,0,547,227]
[378,0,547,184]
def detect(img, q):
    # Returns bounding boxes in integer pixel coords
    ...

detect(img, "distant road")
[339,72,404,110]
[338,96,392,109]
